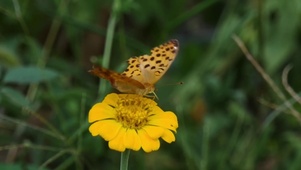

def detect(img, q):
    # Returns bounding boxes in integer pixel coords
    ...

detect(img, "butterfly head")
[137,83,159,99]
[134,83,154,96]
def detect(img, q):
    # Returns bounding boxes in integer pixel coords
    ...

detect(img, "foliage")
[1,0,301,169]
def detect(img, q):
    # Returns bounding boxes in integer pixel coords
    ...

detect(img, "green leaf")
[0,163,49,170]
[3,66,59,84]
[0,46,21,67]
[0,87,30,107]
[264,0,301,73]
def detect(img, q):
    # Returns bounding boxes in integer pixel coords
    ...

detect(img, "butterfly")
[89,39,179,96]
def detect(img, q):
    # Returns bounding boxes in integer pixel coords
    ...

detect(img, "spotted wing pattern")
[89,39,179,95]
[121,39,179,85]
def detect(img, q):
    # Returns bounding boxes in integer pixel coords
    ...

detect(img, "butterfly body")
[89,39,179,96]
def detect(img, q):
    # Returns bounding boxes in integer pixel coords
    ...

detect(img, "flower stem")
[98,0,121,97]
[120,149,130,170]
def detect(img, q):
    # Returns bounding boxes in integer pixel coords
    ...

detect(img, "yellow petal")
[103,93,119,107]
[89,120,122,141]
[138,130,160,153]
[123,129,141,151]
[89,121,103,136]
[142,126,164,139]
[161,129,176,143]
[149,106,165,116]
[108,128,126,152]
[151,108,177,121]
[145,98,158,106]
[88,103,116,123]
[148,111,178,131]
[148,119,178,132]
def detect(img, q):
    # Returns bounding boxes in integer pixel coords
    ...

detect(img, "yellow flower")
[88,93,178,152]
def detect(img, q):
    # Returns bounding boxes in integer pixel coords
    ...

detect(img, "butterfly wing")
[89,39,179,95]
[139,39,179,84]
[122,39,179,85]
[121,57,145,83]
[89,65,145,94]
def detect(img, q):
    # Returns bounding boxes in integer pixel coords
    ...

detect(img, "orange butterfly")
[89,39,179,96]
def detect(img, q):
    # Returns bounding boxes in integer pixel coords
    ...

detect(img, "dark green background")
[1,0,301,169]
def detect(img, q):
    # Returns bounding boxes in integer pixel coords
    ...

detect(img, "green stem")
[98,0,121,97]
[12,0,29,35]
[120,149,130,170]
[27,0,69,102]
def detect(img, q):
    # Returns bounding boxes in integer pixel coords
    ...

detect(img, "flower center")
[115,95,153,129]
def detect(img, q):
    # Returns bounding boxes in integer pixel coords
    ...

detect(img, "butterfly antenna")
[157,81,184,87]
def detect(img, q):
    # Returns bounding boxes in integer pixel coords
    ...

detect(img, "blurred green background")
[1,0,301,169]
